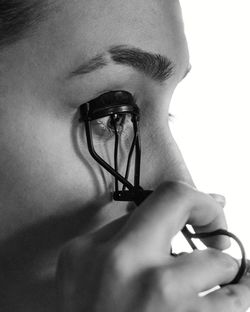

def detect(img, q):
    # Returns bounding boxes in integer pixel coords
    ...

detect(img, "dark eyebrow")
[71,54,108,76]
[108,45,175,83]
[70,45,175,83]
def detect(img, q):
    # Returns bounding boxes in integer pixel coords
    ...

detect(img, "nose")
[139,106,194,191]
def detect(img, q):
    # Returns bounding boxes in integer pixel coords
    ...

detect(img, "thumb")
[117,182,223,255]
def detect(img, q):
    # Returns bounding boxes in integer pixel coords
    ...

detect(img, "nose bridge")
[139,110,194,190]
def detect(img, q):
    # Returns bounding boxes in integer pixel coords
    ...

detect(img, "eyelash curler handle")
[130,188,247,285]
[114,189,153,206]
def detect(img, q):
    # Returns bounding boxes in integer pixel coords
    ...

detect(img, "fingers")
[136,250,244,312]
[169,249,239,292]
[202,275,250,312]
[90,215,130,243]
[118,181,227,253]
[193,193,230,250]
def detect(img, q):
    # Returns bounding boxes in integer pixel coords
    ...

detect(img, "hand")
[56,181,250,312]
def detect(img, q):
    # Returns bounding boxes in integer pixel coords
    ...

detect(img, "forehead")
[31,0,188,78]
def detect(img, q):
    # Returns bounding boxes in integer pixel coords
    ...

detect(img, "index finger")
[117,181,227,254]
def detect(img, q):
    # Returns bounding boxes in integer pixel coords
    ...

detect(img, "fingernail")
[209,193,226,208]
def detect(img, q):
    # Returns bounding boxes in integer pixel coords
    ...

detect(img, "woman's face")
[0,0,192,242]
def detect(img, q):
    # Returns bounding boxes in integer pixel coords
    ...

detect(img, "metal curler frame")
[79,90,152,205]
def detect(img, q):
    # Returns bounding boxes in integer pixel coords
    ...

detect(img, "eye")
[79,91,137,143]
[91,113,132,140]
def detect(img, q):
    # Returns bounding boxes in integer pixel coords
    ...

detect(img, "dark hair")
[0,0,53,47]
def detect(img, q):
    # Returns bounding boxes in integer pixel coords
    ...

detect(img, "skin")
[0,0,250,311]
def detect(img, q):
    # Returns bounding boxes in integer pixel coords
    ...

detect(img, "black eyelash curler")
[79,90,152,205]
[79,90,247,285]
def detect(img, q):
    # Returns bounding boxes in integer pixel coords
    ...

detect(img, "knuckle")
[146,268,176,299]
[206,248,238,273]
[204,247,222,260]
[224,285,245,310]
[160,181,192,201]
[57,237,95,275]
[107,242,133,278]
[189,248,210,262]
[162,180,188,193]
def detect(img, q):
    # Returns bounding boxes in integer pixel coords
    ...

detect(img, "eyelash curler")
[79,90,152,205]
[79,90,247,285]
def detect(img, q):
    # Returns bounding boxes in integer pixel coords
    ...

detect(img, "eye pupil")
[108,114,125,133]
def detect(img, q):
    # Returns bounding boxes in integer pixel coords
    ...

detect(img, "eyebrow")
[70,45,175,83]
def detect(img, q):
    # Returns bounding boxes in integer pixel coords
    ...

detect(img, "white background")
[171,0,250,264]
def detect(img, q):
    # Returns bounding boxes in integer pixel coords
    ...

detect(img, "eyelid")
[79,89,137,119]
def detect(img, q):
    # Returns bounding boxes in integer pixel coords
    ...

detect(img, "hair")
[0,0,54,48]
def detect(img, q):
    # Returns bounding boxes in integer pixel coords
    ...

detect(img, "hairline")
[0,0,60,48]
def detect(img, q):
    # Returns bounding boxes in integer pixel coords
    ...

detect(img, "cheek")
[0,105,103,227]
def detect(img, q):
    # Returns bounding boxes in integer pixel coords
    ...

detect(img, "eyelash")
[168,112,175,122]
[92,114,132,139]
